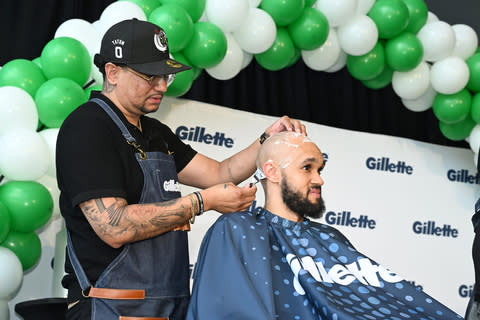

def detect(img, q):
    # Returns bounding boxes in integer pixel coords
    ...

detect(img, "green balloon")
[192,66,203,80]
[305,0,316,6]
[361,65,394,89]
[287,47,302,67]
[0,59,46,98]
[182,22,227,69]
[165,69,194,97]
[470,92,480,124]
[288,7,329,50]
[32,57,42,68]
[0,181,53,233]
[255,28,295,71]
[159,0,206,22]
[84,84,103,99]
[0,203,11,243]
[433,89,472,124]
[347,42,386,81]
[385,32,423,71]
[260,0,305,27]
[149,4,194,53]
[1,230,41,271]
[368,0,409,39]
[40,37,91,86]
[35,77,87,128]
[119,0,160,17]
[439,116,476,141]
[467,53,480,93]
[402,0,428,34]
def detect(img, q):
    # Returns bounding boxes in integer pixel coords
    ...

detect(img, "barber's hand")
[265,115,307,137]
[202,182,257,214]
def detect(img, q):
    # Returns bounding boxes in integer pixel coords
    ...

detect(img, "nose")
[312,172,324,185]
[153,77,168,91]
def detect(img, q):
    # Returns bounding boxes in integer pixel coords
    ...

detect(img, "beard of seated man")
[281,172,326,220]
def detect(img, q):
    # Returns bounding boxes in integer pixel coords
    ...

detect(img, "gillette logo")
[175,126,234,148]
[447,169,480,184]
[412,221,458,238]
[459,284,474,298]
[366,157,413,175]
[325,211,376,229]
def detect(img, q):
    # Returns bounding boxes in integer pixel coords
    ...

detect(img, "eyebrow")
[300,157,325,168]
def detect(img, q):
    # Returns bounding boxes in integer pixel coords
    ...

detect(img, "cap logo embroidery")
[112,39,125,59]
[154,29,168,52]
[166,60,183,68]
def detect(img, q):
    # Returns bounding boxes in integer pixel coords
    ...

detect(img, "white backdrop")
[8,97,479,318]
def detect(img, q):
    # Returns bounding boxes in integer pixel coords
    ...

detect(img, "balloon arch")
[1,0,480,315]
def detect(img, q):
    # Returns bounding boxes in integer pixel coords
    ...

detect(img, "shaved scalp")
[256,132,314,170]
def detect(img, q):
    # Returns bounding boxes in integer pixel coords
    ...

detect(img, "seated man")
[186,132,462,320]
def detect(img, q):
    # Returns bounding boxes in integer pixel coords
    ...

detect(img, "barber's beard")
[281,177,326,219]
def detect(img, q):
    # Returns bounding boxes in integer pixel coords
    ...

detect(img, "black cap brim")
[128,58,191,76]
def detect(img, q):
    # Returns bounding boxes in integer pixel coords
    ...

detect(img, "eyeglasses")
[125,66,175,87]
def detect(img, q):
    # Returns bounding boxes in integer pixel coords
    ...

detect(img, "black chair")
[14,298,67,320]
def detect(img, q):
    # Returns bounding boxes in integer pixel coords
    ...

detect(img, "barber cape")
[186,208,463,320]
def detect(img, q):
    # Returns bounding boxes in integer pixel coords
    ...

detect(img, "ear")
[104,62,121,85]
[263,161,281,184]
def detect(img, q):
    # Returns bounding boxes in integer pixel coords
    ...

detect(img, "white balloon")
[54,18,100,57]
[451,24,478,60]
[0,247,23,299]
[97,2,146,39]
[426,11,439,25]
[242,51,254,69]
[337,14,378,56]
[233,8,277,54]
[36,174,61,218]
[0,86,38,136]
[314,0,357,27]
[206,0,250,33]
[325,50,347,72]
[39,128,59,177]
[469,125,480,154]
[206,33,244,80]
[401,85,437,112]
[249,0,262,8]
[0,299,8,320]
[0,129,50,181]
[302,28,341,71]
[430,56,470,94]
[417,21,456,62]
[392,61,430,100]
[356,0,375,14]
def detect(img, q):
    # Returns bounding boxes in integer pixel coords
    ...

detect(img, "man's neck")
[265,200,303,223]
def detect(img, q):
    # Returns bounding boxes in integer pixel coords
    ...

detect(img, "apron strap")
[88,287,145,300]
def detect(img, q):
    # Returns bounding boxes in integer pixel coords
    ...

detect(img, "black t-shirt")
[56,92,197,303]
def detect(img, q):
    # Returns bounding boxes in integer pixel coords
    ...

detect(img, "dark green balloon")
[288,7,329,50]
[347,42,386,81]
[84,84,103,99]
[0,59,46,98]
[287,47,302,67]
[165,69,194,97]
[402,0,428,34]
[385,32,423,71]
[0,230,41,271]
[0,181,53,233]
[119,0,160,17]
[433,89,472,124]
[260,0,305,27]
[439,116,476,141]
[159,0,206,22]
[361,65,394,89]
[255,28,296,71]
[368,0,409,39]
[0,203,11,244]
[467,53,480,93]
[182,22,227,68]
[470,92,480,124]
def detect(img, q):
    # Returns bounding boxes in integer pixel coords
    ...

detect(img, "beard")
[281,176,326,219]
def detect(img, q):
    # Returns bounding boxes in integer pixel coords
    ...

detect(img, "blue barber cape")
[186,208,463,320]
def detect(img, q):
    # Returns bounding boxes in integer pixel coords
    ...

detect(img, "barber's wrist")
[259,131,269,145]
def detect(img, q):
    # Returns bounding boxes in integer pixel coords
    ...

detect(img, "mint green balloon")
[255,28,295,71]
[439,116,476,141]
[467,53,480,93]
[40,37,91,86]
[361,65,394,89]
[288,8,329,50]
[119,0,160,17]
[1,230,41,271]
[35,77,87,128]
[347,42,385,81]
[0,59,46,98]
[0,181,53,233]
[159,0,206,22]
[433,89,472,124]
[149,4,194,53]
[385,32,423,71]
[402,0,428,34]
[368,0,409,39]
[260,0,305,27]
[0,203,11,243]
[182,22,227,68]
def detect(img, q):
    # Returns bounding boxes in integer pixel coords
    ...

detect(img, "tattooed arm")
[79,182,256,248]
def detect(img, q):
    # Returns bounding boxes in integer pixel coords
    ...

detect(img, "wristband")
[259,132,269,144]
[189,193,198,224]
[194,191,204,216]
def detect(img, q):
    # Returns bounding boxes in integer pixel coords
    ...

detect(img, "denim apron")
[66,98,190,320]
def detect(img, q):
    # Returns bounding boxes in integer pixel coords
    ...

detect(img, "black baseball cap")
[94,18,191,75]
